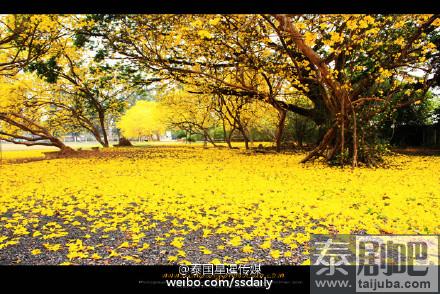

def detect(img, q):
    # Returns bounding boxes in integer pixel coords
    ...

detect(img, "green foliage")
[284,113,319,146]
[73,33,89,48]
[172,130,187,139]
[26,57,61,83]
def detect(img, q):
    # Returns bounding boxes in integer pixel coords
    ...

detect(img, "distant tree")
[159,89,218,146]
[117,100,167,141]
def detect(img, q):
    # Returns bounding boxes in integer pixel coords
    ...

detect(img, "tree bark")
[227,127,235,148]
[274,15,354,164]
[275,108,287,152]
[98,112,109,147]
[202,128,217,147]
[237,126,250,149]
[222,121,232,148]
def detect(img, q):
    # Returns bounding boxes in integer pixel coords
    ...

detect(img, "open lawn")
[0,145,439,265]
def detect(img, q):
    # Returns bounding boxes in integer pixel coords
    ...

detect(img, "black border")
[0,0,439,14]
[0,265,310,292]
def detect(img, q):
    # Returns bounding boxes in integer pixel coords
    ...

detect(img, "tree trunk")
[203,129,217,147]
[188,128,192,144]
[203,133,208,148]
[52,138,75,153]
[98,112,109,147]
[275,108,287,152]
[248,128,254,148]
[298,137,303,148]
[226,127,235,148]
[222,121,228,144]
[238,127,250,150]
[275,15,362,166]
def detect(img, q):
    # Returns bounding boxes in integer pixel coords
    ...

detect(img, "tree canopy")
[1,14,439,165]
[117,100,167,140]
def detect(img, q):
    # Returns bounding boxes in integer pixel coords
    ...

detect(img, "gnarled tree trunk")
[275,15,360,167]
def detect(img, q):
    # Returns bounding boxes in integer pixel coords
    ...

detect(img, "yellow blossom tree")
[117,100,167,141]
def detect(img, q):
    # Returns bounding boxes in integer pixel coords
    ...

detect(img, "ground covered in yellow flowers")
[0,145,439,265]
